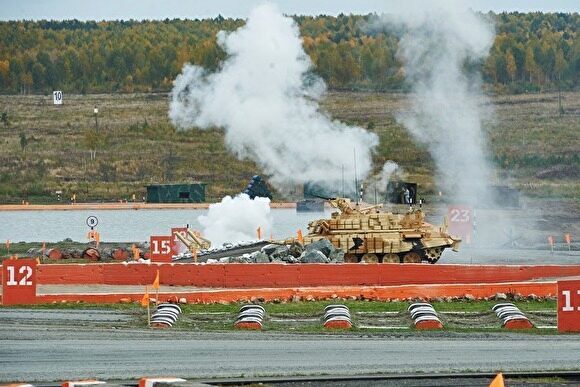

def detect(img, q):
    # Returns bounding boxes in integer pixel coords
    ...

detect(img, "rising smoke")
[375,2,495,205]
[170,3,378,192]
[371,2,519,246]
[198,193,272,246]
[364,160,401,204]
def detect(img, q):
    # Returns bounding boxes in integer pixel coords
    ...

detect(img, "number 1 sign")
[2,258,37,305]
[558,280,580,332]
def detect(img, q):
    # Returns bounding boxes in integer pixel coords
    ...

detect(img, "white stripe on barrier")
[139,377,186,387]
[62,380,106,387]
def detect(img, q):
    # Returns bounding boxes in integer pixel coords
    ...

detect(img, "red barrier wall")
[35,263,580,288]
[27,282,555,305]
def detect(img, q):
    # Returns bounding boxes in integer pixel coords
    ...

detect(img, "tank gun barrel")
[309,193,336,201]
[358,203,383,213]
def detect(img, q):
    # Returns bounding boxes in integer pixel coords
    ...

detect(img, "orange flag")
[297,229,304,244]
[489,373,504,387]
[152,270,160,290]
[141,288,150,307]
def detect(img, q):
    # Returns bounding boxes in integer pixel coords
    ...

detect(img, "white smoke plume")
[169,2,378,191]
[376,160,400,191]
[377,2,495,205]
[198,194,272,246]
[371,2,520,247]
[364,160,401,203]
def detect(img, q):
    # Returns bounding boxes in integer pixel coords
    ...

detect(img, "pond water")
[0,208,332,243]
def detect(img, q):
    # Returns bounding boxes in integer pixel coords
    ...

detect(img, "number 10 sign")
[558,280,580,332]
[2,258,37,305]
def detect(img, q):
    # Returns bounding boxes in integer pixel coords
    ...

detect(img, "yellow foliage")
[0,60,9,79]
[302,36,315,49]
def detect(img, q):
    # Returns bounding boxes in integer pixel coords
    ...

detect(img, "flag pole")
[146,285,151,327]
[155,269,160,305]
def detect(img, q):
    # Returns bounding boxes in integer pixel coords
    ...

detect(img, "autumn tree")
[506,50,517,82]
[0,13,576,93]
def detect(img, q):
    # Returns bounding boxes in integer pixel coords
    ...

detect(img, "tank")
[301,198,461,264]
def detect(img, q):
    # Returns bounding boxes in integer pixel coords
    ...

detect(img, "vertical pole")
[341,164,344,198]
[353,148,358,204]
[558,82,562,116]
[146,286,151,327]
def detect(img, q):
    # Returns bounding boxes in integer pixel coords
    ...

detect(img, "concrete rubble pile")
[208,238,345,264]
[28,238,346,264]
[27,244,148,261]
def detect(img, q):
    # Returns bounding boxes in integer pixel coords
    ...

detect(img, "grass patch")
[0,91,578,203]
[1,299,559,334]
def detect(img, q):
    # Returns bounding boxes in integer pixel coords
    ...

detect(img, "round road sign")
[86,216,99,228]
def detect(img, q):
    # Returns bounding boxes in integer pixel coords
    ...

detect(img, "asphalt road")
[440,247,580,265]
[1,321,580,383]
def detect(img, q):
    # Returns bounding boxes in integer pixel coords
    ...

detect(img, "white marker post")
[53,91,63,105]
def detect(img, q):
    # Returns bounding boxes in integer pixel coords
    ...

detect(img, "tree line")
[0,12,577,95]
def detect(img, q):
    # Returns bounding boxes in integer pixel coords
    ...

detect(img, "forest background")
[0,12,578,94]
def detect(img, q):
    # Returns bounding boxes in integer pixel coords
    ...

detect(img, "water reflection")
[0,208,331,243]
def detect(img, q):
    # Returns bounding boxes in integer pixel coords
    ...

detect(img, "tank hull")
[303,199,460,263]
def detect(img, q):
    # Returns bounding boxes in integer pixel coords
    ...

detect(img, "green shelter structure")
[146,183,206,203]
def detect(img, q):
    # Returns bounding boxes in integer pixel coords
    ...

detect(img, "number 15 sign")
[150,236,172,263]
[2,258,37,305]
[558,280,580,332]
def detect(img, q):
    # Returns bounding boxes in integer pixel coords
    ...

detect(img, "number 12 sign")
[2,258,37,305]
[558,280,580,332]
[150,236,172,263]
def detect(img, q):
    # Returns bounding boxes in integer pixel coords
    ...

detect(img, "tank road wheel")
[382,253,400,263]
[361,253,379,263]
[425,248,443,264]
[344,253,359,263]
[402,252,422,263]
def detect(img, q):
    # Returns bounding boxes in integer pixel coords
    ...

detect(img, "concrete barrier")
[31,263,580,288]
[234,305,265,329]
[150,303,181,328]
[13,281,555,306]
[409,303,443,330]
[492,303,534,329]
[323,304,352,329]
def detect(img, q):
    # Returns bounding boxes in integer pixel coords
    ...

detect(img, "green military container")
[146,183,206,203]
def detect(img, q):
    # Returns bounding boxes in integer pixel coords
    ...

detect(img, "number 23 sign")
[2,258,37,305]
[447,205,473,243]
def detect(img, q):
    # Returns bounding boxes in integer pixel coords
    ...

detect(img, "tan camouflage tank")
[302,198,461,263]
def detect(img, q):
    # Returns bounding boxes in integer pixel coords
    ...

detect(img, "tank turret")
[303,198,460,263]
